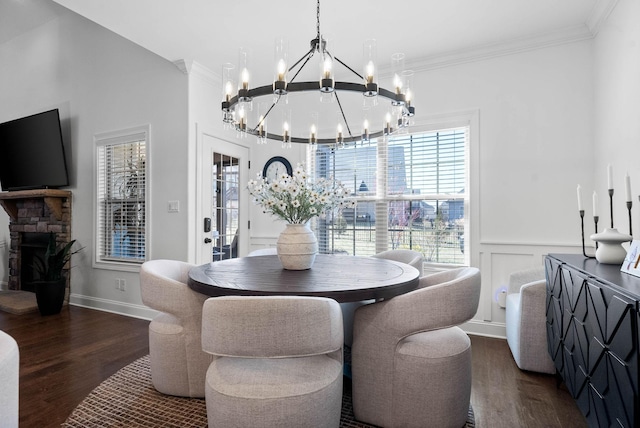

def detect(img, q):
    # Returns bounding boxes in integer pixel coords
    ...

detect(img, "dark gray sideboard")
[545,254,639,427]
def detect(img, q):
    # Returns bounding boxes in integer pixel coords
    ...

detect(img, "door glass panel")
[212,152,239,261]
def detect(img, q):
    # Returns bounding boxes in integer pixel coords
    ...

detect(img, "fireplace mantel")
[0,189,72,221]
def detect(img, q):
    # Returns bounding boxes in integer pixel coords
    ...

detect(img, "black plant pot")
[34,278,66,316]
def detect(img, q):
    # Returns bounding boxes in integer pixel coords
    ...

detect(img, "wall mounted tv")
[0,109,69,191]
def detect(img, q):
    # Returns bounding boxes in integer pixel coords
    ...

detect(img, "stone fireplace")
[0,189,72,301]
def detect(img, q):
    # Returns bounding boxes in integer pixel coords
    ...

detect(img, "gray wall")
[0,5,188,316]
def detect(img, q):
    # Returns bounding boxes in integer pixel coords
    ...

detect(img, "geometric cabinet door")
[545,254,639,428]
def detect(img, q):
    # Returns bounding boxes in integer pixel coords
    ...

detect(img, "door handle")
[204,237,212,244]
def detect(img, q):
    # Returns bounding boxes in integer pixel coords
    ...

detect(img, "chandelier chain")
[316,0,321,46]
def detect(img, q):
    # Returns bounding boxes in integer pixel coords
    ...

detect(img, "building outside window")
[95,126,148,267]
[311,126,467,265]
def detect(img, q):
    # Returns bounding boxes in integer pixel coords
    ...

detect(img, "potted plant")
[32,233,82,316]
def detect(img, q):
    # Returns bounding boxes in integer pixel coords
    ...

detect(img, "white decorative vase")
[590,228,632,264]
[276,223,318,270]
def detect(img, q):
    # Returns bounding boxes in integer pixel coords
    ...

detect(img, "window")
[311,126,468,265]
[95,126,148,267]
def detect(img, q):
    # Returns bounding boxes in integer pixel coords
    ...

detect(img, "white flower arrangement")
[247,164,356,224]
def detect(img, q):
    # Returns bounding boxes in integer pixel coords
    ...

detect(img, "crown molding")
[586,0,619,36]
[173,59,218,85]
[408,24,594,72]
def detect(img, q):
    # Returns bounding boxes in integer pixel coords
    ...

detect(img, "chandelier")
[221,0,415,147]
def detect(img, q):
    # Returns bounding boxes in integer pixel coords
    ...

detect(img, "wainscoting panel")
[473,242,582,338]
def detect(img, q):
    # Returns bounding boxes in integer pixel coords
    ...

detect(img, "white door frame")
[195,129,249,265]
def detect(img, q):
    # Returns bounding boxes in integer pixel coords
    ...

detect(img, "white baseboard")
[461,319,506,339]
[69,293,157,321]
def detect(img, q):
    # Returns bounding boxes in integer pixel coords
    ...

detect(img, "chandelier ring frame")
[222,81,413,145]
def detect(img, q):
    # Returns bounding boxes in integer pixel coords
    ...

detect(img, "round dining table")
[188,254,420,303]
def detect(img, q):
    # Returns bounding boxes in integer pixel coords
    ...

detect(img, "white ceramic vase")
[590,228,632,264]
[276,223,318,270]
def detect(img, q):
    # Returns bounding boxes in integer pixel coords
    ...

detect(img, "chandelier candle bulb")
[310,125,317,144]
[238,108,246,132]
[626,173,632,202]
[363,47,378,97]
[365,62,374,84]
[221,62,235,111]
[363,39,377,90]
[323,57,332,79]
[273,52,287,94]
[241,69,249,90]
[384,113,392,135]
[394,76,402,94]
[274,37,288,90]
[225,83,232,103]
[277,60,286,81]
[320,57,334,93]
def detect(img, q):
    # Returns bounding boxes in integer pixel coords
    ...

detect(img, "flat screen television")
[0,109,69,191]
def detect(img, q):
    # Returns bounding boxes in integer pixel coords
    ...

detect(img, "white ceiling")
[3,0,612,78]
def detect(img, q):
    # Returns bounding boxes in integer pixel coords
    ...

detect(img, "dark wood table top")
[188,254,420,303]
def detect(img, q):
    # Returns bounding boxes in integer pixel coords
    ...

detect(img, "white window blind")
[311,127,467,264]
[96,128,147,265]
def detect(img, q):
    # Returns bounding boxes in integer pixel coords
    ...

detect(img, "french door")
[198,133,248,264]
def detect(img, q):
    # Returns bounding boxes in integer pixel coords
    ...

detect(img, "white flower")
[246,164,354,224]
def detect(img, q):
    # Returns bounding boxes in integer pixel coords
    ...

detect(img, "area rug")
[0,290,38,315]
[62,355,475,427]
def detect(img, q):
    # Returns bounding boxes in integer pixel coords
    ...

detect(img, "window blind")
[311,127,467,264]
[96,132,147,264]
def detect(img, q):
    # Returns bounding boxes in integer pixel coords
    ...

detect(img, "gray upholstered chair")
[246,247,278,256]
[341,248,425,347]
[139,259,212,398]
[371,249,424,277]
[201,295,344,428]
[0,330,19,427]
[352,267,481,428]
[505,266,555,374]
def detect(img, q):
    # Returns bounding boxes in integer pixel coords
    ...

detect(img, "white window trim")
[93,124,151,272]
[411,109,479,268]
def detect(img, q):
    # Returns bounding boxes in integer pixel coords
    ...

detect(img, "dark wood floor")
[0,305,586,428]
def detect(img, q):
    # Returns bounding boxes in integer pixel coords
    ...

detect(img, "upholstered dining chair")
[201,295,344,428]
[341,248,425,347]
[246,247,278,256]
[352,267,481,428]
[139,259,212,398]
[505,266,555,374]
[371,249,424,277]
[0,330,19,427]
